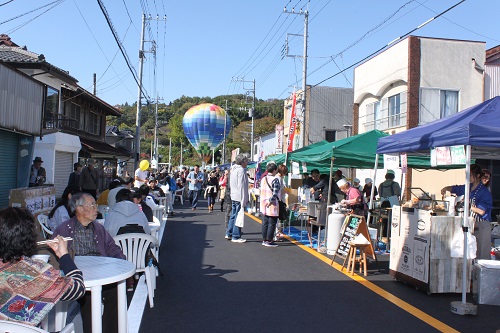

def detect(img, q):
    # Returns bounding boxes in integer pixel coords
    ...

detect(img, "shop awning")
[80,138,132,160]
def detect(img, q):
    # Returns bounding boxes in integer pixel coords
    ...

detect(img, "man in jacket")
[225,154,249,243]
[29,156,46,187]
[53,192,125,333]
[104,188,151,237]
[79,158,100,199]
[186,165,204,210]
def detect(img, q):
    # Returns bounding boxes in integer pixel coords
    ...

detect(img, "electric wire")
[97,0,151,103]
[0,0,15,6]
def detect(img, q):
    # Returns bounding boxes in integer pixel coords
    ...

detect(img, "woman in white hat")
[362,178,377,201]
[337,178,365,216]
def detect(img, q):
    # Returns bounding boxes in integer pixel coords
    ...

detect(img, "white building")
[353,36,486,198]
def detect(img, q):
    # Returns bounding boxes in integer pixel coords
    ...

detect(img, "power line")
[97,0,151,103]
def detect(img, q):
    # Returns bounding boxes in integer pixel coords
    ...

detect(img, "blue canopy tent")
[375,96,500,314]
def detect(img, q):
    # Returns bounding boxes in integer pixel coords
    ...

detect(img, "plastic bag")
[235,206,245,228]
[492,224,500,239]
[450,231,477,259]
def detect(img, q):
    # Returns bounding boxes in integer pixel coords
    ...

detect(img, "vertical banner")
[400,153,407,174]
[275,124,284,154]
[287,93,297,152]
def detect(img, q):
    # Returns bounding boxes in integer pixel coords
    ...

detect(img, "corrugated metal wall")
[307,86,354,144]
[485,65,500,100]
[0,64,44,135]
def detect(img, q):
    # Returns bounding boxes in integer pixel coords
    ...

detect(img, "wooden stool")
[341,242,369,276]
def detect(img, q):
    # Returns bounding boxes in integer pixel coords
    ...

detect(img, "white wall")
[420,38,485,110]
[35,132,81,184]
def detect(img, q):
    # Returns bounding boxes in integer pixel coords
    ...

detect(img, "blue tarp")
[377,96,500,156]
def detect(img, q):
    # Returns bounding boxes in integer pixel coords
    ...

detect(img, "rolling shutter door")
[0,131,18,208]
[54,151,73,198]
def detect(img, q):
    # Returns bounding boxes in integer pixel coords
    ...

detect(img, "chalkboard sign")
[333,214,376,261]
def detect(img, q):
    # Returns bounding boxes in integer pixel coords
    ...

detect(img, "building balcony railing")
[43,113,79,131]
[363,112,407,132]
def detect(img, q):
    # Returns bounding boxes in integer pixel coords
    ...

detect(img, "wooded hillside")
[107,95,284,166]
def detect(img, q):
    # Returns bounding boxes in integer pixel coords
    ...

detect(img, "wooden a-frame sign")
[330,214,376,265]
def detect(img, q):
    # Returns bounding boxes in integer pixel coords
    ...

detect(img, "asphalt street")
[140,198,499,333]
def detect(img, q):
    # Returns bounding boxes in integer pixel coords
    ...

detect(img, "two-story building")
[284,86,354,152]
[353,36,486,198]
[0,35,131,198]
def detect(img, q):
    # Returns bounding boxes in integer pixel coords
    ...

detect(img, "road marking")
[245,213,459,333]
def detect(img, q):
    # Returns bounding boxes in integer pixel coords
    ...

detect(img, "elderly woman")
[441,163,492,259]
[0,207,85,326]
[259,163,281,247]
[338,178,365,216]
[48,185,81,230]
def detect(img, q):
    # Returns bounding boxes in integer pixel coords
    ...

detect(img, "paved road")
[140,199,498,333]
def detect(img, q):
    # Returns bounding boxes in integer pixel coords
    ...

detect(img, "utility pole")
[134,13,146,171]
[222,100,231,164]
[232,78,256,159]
[180,141,183,166]
[168,138,172,165]
[285,6,308,149]
[134,14,166,171]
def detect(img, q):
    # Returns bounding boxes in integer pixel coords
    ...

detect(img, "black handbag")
[278,200,288,221]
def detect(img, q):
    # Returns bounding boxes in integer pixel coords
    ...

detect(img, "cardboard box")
[9,186,56,214]
[285,189,298,206]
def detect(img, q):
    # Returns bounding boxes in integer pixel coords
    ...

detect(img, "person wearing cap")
[67,162,82,189]
[80,158,100,199]
[337,178,365,216]
[352,178,363,192]
[29,156,46,187]
[362,177,378,201]
[378,169,401,200]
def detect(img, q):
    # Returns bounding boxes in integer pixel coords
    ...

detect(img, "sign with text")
[384,153,399,170]
[275,124,283,153]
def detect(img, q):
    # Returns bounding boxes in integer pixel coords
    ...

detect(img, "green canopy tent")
[288,130,459,169]
[259,140,329,173]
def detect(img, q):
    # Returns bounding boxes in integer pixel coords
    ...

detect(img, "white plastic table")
[75,256,135,333]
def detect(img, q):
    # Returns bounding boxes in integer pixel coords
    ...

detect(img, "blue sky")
[1,0,499,106]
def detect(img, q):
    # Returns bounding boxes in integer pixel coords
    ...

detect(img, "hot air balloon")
[182,103,232,162]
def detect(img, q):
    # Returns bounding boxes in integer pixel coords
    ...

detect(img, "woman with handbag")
[259,163,281,247]
[275,164,289,239]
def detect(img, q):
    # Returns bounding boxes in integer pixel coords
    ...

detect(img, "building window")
[65,102,81,129]
[44,86,59,129]
[363,91,406,131]
[87,112,100,135]
[325,130,336,142]
[388,94,400,128]
[420,88,459,124]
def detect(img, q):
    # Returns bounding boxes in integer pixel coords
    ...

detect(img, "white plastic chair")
[113,233,159,308]
[174,187,184,205]
[0,320,74,333]
[37,214,53,239]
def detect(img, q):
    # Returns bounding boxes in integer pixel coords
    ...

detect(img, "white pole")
[134,13,146,171]
[462,145,472,304]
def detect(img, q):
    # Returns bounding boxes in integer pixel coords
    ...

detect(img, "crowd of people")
[6,155,494,331]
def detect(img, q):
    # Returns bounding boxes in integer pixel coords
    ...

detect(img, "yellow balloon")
[139,160,150,171]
